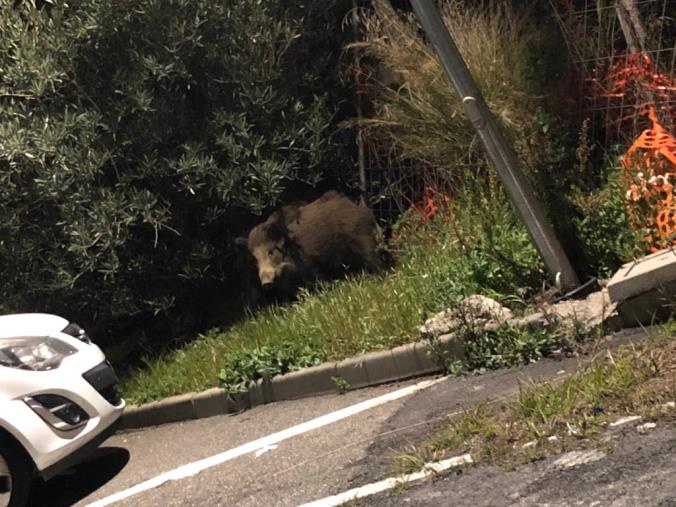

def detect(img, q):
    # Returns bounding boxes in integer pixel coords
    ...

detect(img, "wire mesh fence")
[358,0,675,224]
[550,0,675,148]
[362,135,462,224]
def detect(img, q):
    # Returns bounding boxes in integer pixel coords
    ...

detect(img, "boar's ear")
[234,236,248,248]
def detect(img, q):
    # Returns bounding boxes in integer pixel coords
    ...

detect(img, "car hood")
[0,313,70,339]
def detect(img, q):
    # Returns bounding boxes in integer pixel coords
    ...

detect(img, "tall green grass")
[349,0,547,173]
[119,187,543,404]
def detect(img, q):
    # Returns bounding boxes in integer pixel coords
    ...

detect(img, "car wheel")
[0,437,30,507]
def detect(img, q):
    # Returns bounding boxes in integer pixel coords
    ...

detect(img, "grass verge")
[393,322,676,475]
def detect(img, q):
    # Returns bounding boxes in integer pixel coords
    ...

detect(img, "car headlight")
[61,322,91,344]
[0,337,77,371]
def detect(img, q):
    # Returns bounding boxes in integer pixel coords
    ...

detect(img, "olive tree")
[0,0,354,340]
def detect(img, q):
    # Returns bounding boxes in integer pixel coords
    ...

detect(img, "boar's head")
[243,209,304,291]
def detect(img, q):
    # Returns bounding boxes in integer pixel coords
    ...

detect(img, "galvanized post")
[410,0,579,290]
[352,0,368,206]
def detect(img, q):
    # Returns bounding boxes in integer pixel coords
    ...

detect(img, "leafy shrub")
[398,171,544,299]
[0,0,353,337]
[570,165,645,277]
[463,324,560,373]
[218,342,324,395]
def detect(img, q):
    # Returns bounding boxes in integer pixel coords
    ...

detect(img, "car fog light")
[24,394,89,431]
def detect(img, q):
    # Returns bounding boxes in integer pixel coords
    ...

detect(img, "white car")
[0,314,125,507]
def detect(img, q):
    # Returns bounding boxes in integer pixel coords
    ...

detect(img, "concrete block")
[226,392,251,413]
[390,343,420,380]
[248,379,264,407]
[608,249,676,303]
[118,406,144,430]
[412,341,442,374]
[271,362,338,401]
[120,392,194,429]
[361,349,400,385]
[248,377,274,407]
[337,356,371,390]
[192,387,229,419]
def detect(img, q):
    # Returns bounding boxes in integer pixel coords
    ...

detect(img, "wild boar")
[241,192,382,294]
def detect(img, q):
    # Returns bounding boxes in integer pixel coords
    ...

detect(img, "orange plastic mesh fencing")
[603,53,675,127]
[622,106,676,252]
[409,186,452,222]
[390,186,453,246]
[586,52,675,143]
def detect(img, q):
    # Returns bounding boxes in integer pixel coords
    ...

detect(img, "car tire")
[0,435,31,507]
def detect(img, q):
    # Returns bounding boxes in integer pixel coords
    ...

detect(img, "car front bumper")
[0,358,125,478]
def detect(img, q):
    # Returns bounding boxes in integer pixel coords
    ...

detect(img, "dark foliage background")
[0,0,356,345]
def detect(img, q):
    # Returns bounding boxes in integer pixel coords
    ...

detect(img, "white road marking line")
[299,453,473,507]
[254,444,278,457]
[87,377,445,507]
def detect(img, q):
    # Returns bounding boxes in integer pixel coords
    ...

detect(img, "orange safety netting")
[409,185,452,222]
[592,50,676,253]
[390,186,453,245]
[601,52,675,128]
[622,106,676,252]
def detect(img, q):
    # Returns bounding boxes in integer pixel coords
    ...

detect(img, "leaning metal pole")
[410,0,579,290]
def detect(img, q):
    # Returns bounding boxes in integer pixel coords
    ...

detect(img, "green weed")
[463,324,561,373]
[331,376,351,394]
[217,342,324,395]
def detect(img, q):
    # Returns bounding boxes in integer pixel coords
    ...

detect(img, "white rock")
[552,450,605,469]
[609,415,642,427]
[460,294,514,322]
[420,295,513,338]
[636,422,657,434]
[544,289,617,329]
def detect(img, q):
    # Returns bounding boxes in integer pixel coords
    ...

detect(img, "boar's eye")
[268,249,274,257]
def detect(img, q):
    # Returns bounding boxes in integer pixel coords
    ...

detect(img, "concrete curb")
[119,337,462,430]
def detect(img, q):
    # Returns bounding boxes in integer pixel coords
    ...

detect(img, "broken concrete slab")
[608,248,676,302]
[608,249,676,325]
[542,288,619,330]
[423,289,619,345]
[420,295,513,338]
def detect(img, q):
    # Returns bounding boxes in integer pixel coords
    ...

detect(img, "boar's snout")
[259,268,277,287]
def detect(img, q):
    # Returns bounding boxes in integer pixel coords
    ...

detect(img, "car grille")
[82,361,123,407]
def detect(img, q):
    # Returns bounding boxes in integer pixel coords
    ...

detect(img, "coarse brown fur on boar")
[244,191,382,294]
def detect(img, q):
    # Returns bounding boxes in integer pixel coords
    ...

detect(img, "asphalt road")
[28,328,671,507]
